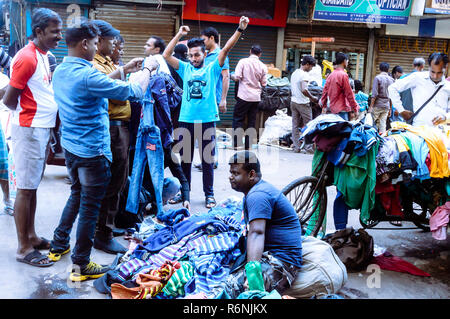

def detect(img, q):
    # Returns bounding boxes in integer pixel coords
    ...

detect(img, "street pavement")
[0,145,448,299]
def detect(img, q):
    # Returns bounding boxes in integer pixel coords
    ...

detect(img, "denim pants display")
[177,121,216,197]
[126,89,165,219]
[50,149,111,267]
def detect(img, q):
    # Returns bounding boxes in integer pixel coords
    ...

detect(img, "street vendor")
[224,151,302,298]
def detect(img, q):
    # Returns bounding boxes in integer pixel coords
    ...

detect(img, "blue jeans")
[176,121,216,198]
[333,191,349,230]
[126,125,164,218]
[50,149,111,267]
[162,176,181,204]
[338,112,349,121]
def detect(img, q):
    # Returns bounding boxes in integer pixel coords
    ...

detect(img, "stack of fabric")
[94,198,246,299]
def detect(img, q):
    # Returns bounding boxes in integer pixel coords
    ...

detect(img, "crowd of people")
[0,7,304,299]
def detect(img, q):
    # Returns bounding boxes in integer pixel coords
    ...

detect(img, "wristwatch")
[237,27,244,33]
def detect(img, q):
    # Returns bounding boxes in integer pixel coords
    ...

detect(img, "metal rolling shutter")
[32,4,90,64]
[94,3,177,64]
[284,24,369,53]
[184,20,278,126]
[375,36,450,75]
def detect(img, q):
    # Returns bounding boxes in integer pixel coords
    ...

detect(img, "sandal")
[33,237,51,250]
[48,247,71,262]
[168,193,183,205]
[205,197,216,209]
[16,249,54,267]
[3,206,14,216]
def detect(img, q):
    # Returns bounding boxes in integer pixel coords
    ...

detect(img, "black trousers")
[232,97,259,149]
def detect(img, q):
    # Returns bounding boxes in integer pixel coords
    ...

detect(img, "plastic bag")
[258,109,292,146]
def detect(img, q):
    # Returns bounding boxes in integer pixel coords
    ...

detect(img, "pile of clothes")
[94,198,247,299]
[374,122,449,220]
[302,114,381,225]
[301,116,450,227]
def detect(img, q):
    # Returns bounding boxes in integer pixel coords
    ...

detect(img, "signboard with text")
[313,0,413,25]
[424,0,450,14]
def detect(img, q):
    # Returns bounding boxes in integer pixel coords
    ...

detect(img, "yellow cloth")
[267,66,281,78]
[92,54,131,121]
[390,122,450,178]
[390,134,409,153]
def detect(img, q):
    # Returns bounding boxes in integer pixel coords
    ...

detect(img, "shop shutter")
[375,36,450,75]
[94,3,177,64]
[284,24,369,53]
[31,3,90,64]
[184,20,278,126]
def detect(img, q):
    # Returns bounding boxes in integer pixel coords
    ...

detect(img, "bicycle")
[282,151,447,237]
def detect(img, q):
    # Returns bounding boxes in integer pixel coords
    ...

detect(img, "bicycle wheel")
[282,176,327,237]
[409,201,431,232]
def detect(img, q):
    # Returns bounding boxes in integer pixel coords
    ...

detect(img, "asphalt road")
[0,145,448,299]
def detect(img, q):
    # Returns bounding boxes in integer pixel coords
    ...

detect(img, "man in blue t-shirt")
[224,151,302,298]
[163,17,249,209]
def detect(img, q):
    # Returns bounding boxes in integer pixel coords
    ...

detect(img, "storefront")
[182,0,287,127]
[283,23,369,83]
[93,1,179,64]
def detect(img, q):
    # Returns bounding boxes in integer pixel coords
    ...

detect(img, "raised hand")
[178,26,190,36]
[124,57,144,74]
[144,55,159,72]
[239,16,250,30]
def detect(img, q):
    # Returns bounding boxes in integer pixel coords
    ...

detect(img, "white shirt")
[153,54,170,75]
[310,64,323,88]
[388,71,450,127]
[290,68,311,104]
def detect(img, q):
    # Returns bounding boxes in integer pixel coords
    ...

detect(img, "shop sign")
[378,36,449,54]
[313,0,412,24]
[424,0,450,14]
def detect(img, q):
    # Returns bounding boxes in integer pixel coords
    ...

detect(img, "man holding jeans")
[48,20,158,281]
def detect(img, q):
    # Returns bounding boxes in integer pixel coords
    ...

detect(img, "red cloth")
[320,68,359,114]
[372,252,431,277]
[375,182,403,217]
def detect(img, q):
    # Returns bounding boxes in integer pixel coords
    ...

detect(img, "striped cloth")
[188,232,241,295]
[161,261,194,297]
[117,232,208,282]
[0,47,11,69]
[0,127,8,180]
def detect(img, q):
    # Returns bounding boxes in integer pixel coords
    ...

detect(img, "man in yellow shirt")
[91,20,132,254]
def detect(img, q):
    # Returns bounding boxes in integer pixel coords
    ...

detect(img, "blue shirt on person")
[244,179,303,268]
[176,58,223,123]
[52,56,143,162]
[204,47,229,105]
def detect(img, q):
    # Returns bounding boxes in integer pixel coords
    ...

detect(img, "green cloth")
[245,261,265,291]
[311,144,379,225]
[333,142,379,224]
[161,261,194,297]
[266,74,290,87]
[237,290,282,299]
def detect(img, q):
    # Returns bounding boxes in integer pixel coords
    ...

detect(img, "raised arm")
[218,16,250,67]
[162,26,190,70]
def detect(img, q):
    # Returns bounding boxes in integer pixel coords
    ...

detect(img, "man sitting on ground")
[224,151,302,298]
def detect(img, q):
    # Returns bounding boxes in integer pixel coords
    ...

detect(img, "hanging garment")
[429,202,450,240]
[333,141,379,224]
[348,122,380,157]
[372,252,431,277]
[127,86,165,218]
[375,182,403,217]
[389,134,418,172]
[400,131,431,181]
[376,137,400,177]
[390,122,450,178]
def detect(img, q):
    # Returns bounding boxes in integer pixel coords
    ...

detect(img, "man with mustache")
[3,8,63,267]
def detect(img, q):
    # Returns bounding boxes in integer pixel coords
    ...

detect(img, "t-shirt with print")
[176,58,223,123]
[9,41,58,128]
[244,179,302,267]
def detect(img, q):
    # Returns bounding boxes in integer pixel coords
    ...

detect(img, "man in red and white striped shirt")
[3,8,62,267]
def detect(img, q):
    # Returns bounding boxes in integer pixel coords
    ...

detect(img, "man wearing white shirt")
[143,35,171,75]
[388,52,450,127]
